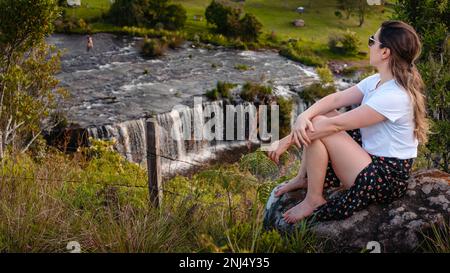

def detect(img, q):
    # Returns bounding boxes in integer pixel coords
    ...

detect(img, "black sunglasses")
[368,35,383,47]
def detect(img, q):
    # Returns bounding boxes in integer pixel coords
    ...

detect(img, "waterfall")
[85,97,310,175]
[87,118,147,164]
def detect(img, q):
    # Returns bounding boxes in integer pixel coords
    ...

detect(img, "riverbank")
[56,0,392,74]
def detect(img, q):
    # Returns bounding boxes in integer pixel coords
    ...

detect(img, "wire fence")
[0,173,254,216]
[0,145,258,216]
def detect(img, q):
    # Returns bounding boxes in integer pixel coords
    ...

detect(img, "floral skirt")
[310,128,415,222]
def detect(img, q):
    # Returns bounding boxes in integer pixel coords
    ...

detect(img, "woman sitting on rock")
[267,20,429,224]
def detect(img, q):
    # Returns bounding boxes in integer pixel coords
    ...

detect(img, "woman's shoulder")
[383,81,411,100]
[375,84,414,113]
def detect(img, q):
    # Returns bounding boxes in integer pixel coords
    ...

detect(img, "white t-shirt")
[356,73,418,159]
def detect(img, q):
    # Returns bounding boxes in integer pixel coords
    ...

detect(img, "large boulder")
[263,169,450,252]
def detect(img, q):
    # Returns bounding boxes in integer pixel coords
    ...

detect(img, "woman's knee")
[311,115,327,125]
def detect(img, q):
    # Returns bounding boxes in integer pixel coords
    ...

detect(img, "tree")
[337,0,357,19]
[328,29,361,55]
[393,0,450,172]
[205,0,263,41]
[240,14,263,42]
[108,0,150,27]
[159,3,187,30]
[205,0,242,37]
[108,0,186,30]
[355,0,367,27]
[336,0,372,27]
[0,0,69,159]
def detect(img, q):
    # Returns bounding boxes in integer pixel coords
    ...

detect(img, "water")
[48,33,325,175]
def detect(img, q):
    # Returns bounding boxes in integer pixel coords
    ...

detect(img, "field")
[177,0,391,51]
[63,0,392,53]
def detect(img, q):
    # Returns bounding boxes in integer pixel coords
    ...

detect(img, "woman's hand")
[267,133,296,164]
[292,113,315,147]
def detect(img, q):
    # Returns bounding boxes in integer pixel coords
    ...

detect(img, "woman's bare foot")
[274,176,307,197]
[282,195,326,224]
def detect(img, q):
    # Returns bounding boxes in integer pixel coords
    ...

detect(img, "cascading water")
[47,33,329,175]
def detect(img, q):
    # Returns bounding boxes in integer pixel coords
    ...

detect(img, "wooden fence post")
[146,118,162,208]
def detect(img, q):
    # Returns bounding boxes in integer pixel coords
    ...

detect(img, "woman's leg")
[274,151,307,197]
[283,115,372,224]
[283,138,328,223]
[275,110,342,197]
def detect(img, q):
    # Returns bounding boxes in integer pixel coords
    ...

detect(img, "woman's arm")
[301,85,364,119]
[269,85,367,160]
[291,85,365,146]
[302,104,387,141]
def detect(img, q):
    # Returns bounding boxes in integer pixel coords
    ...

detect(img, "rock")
[292,19,305,27]
[421,184,433,194]
[263,169,450,252]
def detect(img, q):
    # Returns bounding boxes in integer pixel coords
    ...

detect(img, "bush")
[234,64,251,71]
[205,0,242,37]
[108,0,186,30]
[54,12,91,34]
[141,38,167,57]
[205,0,262,42]
[167,34,185,49]
[240,82,273,102]
[239,13,263,42]
[341,66,359,76]
[276,96,294,138]
[328,29,361,55]
[108,0,149,27]
[279,42,326,67]
[300,83,336,106]
[341,30,360,55]
[316,66,334,84]
[161,3,187,30]
[205,81,237,100]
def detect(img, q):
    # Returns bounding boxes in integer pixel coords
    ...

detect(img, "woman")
[267,20,429,224]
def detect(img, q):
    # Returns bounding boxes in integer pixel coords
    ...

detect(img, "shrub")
[205,0,242,37]
[239,13,263,42]
[152,2,187,30]
[167,34,185,49]
[205,0,262,42]
[205,81,237,100]
[108,0,186,30]
[141,38,167,57]
[300,83,336,106]
[276,96,294,138]
[316,66,334,85]
[341,30,360,55]
[234,64,251,71]
[279,43,326,67]
[341,66,359,76]
[240,82,273,102]
[108,0,149,27]
[205,88,220,100]
[328,29,361,55]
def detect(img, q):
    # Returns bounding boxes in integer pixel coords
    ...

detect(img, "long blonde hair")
[379,20,430,144]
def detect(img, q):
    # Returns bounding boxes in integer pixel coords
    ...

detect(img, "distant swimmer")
[86,35,94,52]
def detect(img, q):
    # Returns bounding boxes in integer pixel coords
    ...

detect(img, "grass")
[175,0,391,52]
[0,138,323,252]
[420,220,450,253]
[62,0,110,21]
[60,0,392,63]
